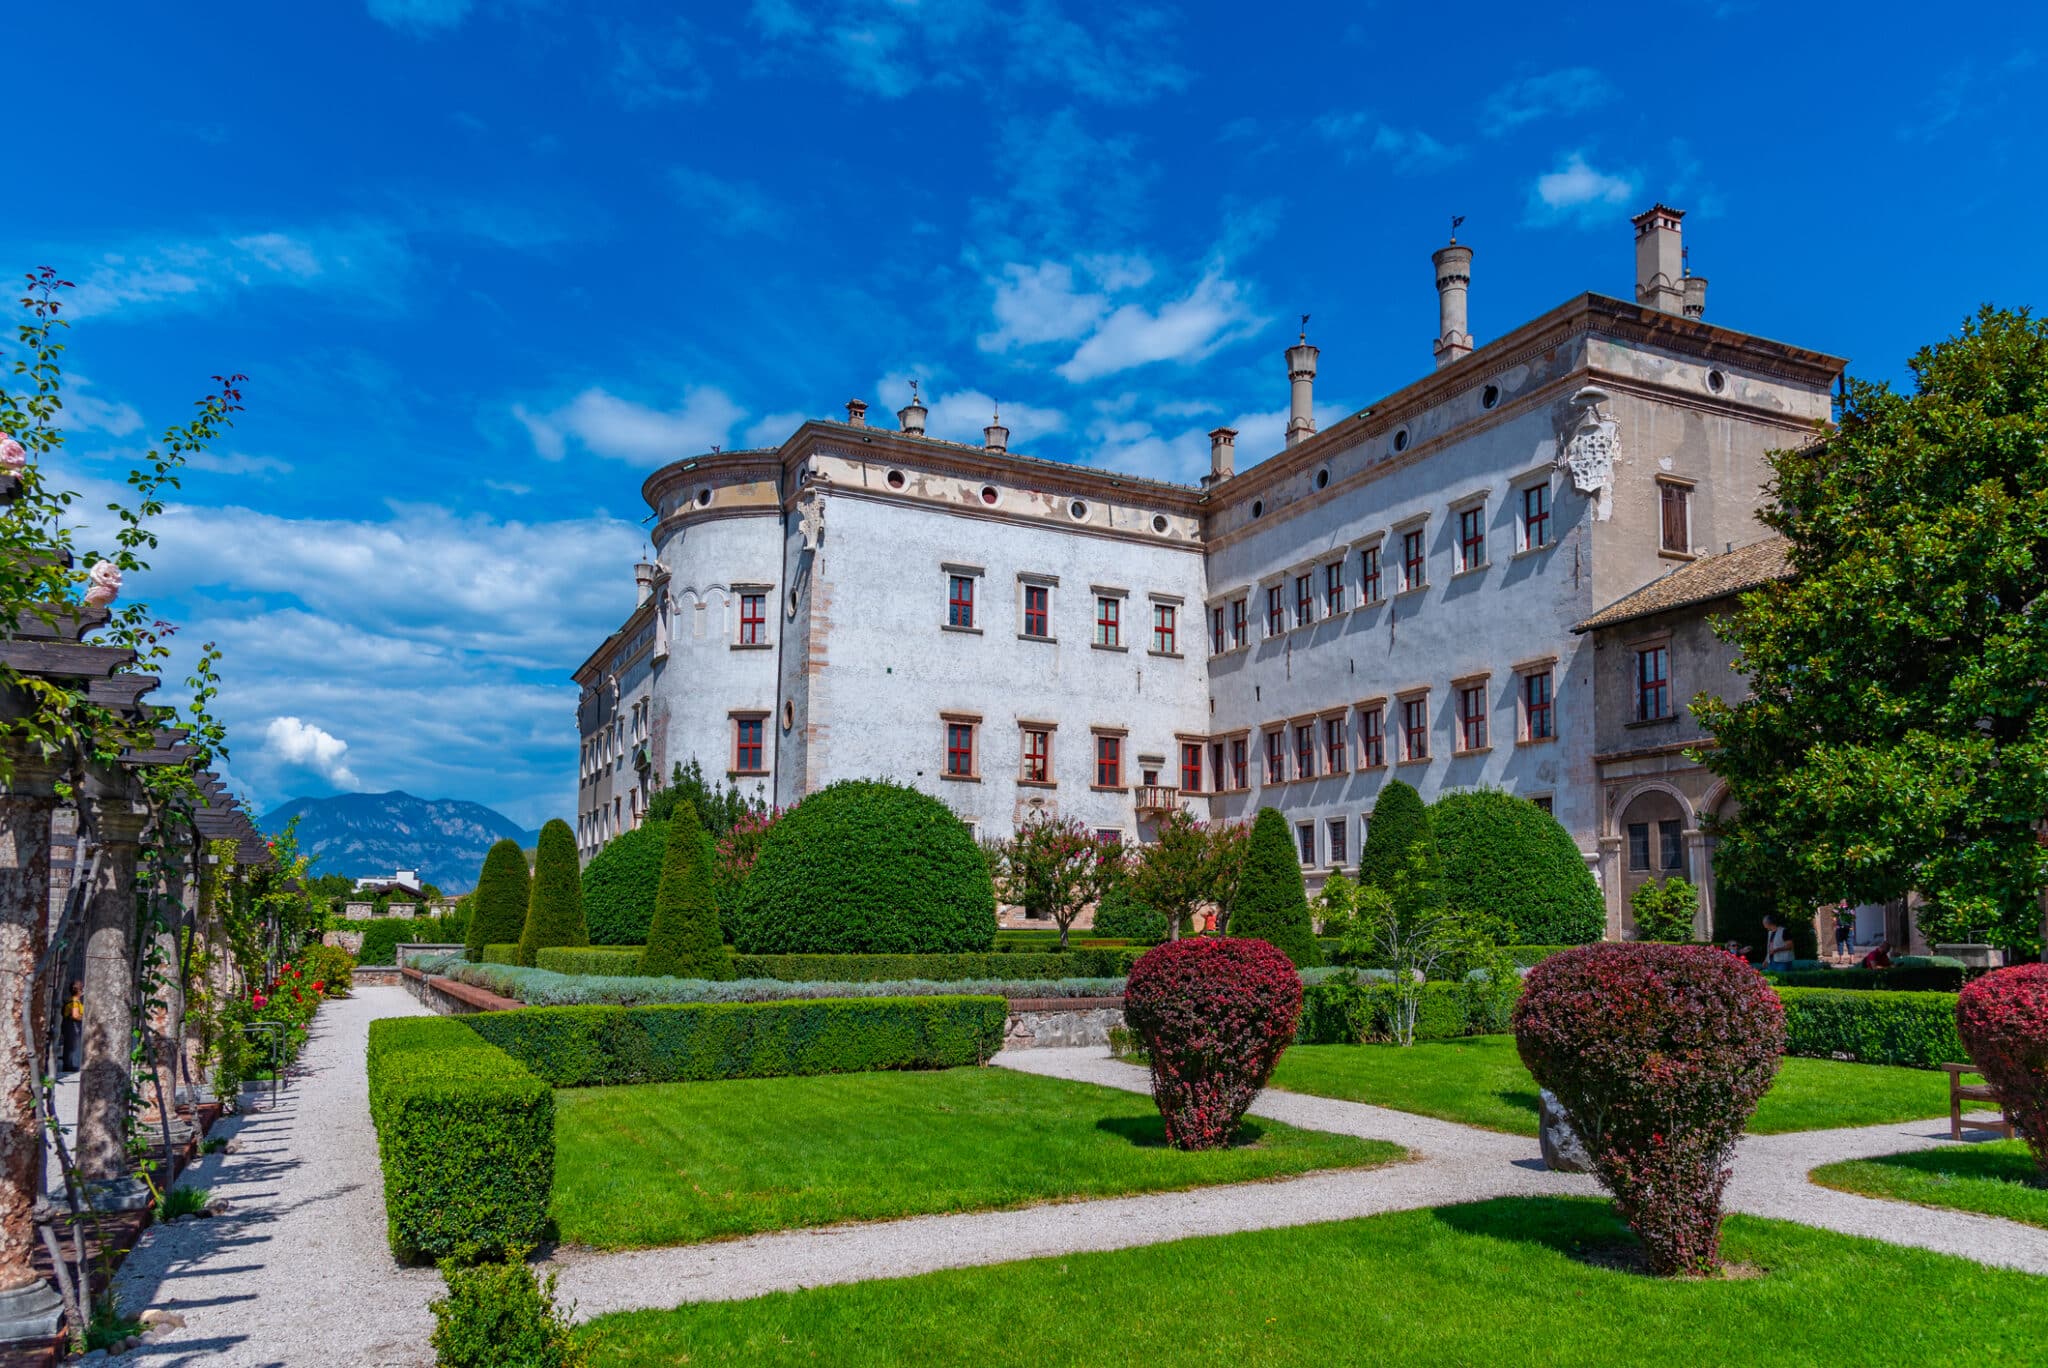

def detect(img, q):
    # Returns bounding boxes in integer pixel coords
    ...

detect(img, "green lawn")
[576,1197,2048,1367]
[551,1067,1402,1249]
[1269,1035,1961,1136]
[1811,1140,2048,1228]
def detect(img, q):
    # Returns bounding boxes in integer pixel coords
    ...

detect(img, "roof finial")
[1449,213,1465,243]
[909,377,920,403]
[1298,312,1310,343]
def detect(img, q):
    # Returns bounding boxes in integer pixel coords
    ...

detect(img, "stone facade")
[574,210,1846,888]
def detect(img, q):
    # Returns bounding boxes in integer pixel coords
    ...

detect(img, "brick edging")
[400,966,525,1013]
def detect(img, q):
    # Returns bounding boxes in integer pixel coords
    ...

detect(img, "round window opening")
[1315,467,1330,490]
[886,469,906,489]
[781,701,795,731]
[1151,513,1170,534]
[1393,427,1410,454]
[1706,369,1727,394]
[1251,499,1265,519]
[695,488,712,507]
[787,587,800,617]
[1069,499,1089,520]
[981,485,999,505]
[1481,384,1500,410]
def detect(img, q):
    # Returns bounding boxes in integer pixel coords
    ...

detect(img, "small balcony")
[1132,784,1181,815]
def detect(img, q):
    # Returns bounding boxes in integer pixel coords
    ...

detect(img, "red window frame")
[1359,707,1385,766]
[1180,743,1203,793]
[1459,684,1488,751]
[1294,723,1316,780]
[1402,529,1426,590]
[1296,822,1316,866]
[1325,561,1344,615]
[945,722,975,776]
[1231,737,1249,790]
[1153,602,1176,654]
[1266,585,1285,635]
[1264,731,1285,784]
[1094,734,1122,787]
[1402,697,1429,760]
[1324,716,1346,773]
[1210,605,1226,654]
[948,574,975,629]
[739,592,766,644]
[1294,574,1313,628]
[1023,584,1049,637]
[1022,727,1050,782]
[1360,545,1382,603]
[1458,507,1485,572]
[1327,818,1348,867]
[1524,671,1553,739]
[1210,741,1226,792]
[1230,598,1248,648]
[1523,483,1550,549]
[1096,596,1121,647]
[734,717,764,772]
[1637,646,1671,720]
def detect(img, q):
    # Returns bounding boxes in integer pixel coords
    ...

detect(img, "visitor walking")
[1763,915,1794,968]
[61,981,83,1072]
[1834,903,1854,958]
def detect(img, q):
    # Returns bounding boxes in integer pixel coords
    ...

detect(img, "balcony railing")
[1132,784,1181,815]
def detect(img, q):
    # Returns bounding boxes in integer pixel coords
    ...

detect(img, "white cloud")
[978,262,1110,353]
[367,0,473,31]
[512,386,745,466]
[742,410,809,448]
[1482,68,1617,136]
[63,381,144,438]
[63,223,411,319]
[871,373,1066,448]
[1315,112,1464,173]
[667,167,782,236]
[1056,270,1261,383]
[263,716,361,789]
[186,450,294,478]
[1082,400,1353,485]
[1528,152,1639,225]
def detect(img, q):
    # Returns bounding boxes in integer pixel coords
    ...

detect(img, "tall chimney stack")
[896,380,927,436]
[1682,265,1708,320]
[634,559,657,606]
[1285,322,1318,447]
[845,397,868,426]
[1632,205,1685,315]
[1432,233,1474,368]
[1203,427,1237,488]
[983,407,1009,454]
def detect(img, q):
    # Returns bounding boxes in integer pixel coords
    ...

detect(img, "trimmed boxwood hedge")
[461,995,1007,1086]
[1297,976,1519,1044]
[481,942,522,965]
[729,779,996,954]
[1772,963,1967,993]
[366,1016,553,1264]
[536,946,646,976]
[528,948,1145,982]
[579,819,670,945]
[1429,789,1604,946]
[1777,987,1965,1067]
[354,916,462,966]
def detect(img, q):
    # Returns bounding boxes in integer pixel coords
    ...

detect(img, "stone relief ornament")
[1556,386,1619,522]
[82,560,122,609]
[0,433,25,472]
[797,491,826,551]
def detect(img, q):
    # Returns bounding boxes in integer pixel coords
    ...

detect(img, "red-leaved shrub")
[1956,963,2048,1178]
[1513,943,1784,1274]
[1123,936,1303,1150]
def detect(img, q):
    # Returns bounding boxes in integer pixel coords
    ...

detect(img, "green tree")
[516,820,588,966]
[647,757,766,839]
[1430,789,1603,945]
[1313,870,1358,937]
[995,813,1124,951]
[1631,877,1701,943]
[1358,781,1441,904]
[640,802,733,979]
[465,839,531,959]
[1699,307,2048,959]
[579,820,669,945]
[1123,809,1220,940]
[1229,808,1321,966]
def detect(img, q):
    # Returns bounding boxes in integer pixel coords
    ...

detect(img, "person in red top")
[1860,941,1893,970]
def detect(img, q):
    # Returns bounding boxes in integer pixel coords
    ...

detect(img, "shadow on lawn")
[1846,1144,2048,1187]
[1093,1116,1270,1149]
[1497,1088,1541,1122]
[1430,1196,1650,1271]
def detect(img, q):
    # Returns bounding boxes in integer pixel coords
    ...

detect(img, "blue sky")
[12,0,2042,829]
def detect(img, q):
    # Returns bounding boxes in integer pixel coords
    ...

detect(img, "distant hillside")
[259,791,539,894]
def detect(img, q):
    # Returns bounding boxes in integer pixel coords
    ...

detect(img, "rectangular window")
[1533,795,1554,815]
[1325,561,1345,615]
[1265,730,1286,785]
[1358,706,1385,767]
[1636,646,1671,721]
[1096,596,1121,647]
[1095,734,1122,788]
[733,716,764,773]
[1360,545,1383,604]
[1210,742,1226,792]
[1458,506,1486,572]
[1021,727,1051,783]
[1231,597,1248,648]
[739,592,766,644]
[1660,482,1692,554]
[1231,738,1249,790]
[1524,671,1554,740]
[1523,483,1551,549]
[1210,605,1226,655]
[1402,697,1430,761]
[1295,723,1316,780]
[1296,822,1317,867]
[948,574,975,629]
[1023,584,1050,637]
[1660,820,1686,873]
[1266,584,1285,635]
[1181,743,1203,793]
[1153,602,1177,654]
[1402,529,1427,591]
[1324,716,1347,774]
[1459,684,1488,751]
[1327,818,1348,868]
[945,722,976,777]
[1294,574,1314,628]
[1627,822,1651,872]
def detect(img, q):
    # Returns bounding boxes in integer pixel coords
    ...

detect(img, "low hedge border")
[536,946,645,976]
[1297,976,1519,1045]
[353,916,463,966]
[419,955,1126,1007]
[366,1016,553,1264]
[481,942,522,966]
[462,994,1008,1086]
[529,947,1145,983]
[1777,987,1965,1068]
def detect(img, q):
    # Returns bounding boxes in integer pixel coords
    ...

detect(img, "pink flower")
[0,435,25,473]
[251,993,267,1010]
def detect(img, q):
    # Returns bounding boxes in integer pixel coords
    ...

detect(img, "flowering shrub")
[1123,936,1302,1150]
[1513,943,1784,1274]
[211,958,338,1101]
[1956,963,2048,1178]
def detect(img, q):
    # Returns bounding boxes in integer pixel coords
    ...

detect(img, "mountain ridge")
[260,790,540,893]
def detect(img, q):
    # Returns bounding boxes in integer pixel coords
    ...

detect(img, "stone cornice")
[816,482,1207,556]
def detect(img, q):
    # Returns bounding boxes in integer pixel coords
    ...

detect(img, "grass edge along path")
[550,1066,1404,1249]
[574,1196,2048,1367]
[1270,1035,1964,1136]
[1810,1140,2048,1230]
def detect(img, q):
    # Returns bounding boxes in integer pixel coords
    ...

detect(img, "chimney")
[1432,236,1474,368]
[983,407,1009,454]
[1632,204,1685,315]
[1285,322,1318,447]
[896,380,927,436]
[634,560,656,606]
[845,397,868,426]
[1203,427,1237,488]
[1682,267,1708,321]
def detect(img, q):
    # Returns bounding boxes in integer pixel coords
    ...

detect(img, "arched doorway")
[1615,786,1693,938]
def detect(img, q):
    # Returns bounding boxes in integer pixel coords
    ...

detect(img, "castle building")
[573,207,1845,926]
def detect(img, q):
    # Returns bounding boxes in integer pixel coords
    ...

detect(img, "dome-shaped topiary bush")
[1430,789,1603,945]
[1228,807,1321,966]
[1514,943,1784,1274]
[465,839,531,960]
[580,819,670,946]
[1956,963,2048,1179]
[1124,936,1303,1149]
[728,780,996,954]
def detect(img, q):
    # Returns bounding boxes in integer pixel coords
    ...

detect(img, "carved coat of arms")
[1556,386,1619,521]
[797,492,826,551]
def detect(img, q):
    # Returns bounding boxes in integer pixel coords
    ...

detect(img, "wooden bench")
[1941,1063,2015,1141]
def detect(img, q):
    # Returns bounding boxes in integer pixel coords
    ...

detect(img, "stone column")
[1596,835,1625,940]
[0,755,65,1336]
[75,799,148,1207]
[1682,827,1712,940]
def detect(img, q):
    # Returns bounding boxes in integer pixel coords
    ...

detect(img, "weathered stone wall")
[1002,998,1125,1049]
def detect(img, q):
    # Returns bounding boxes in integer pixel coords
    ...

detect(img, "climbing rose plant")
[1956,963,2048,1179]
[1513,943,1784,1275]
[1122,936,1302,1150]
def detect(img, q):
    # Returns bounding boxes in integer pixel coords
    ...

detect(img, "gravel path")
[109,986,439,1367]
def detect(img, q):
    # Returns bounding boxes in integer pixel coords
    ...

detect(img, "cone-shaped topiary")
[1430,789,1603,944]
[1228,807,1321,966]
[1357,780,1438,901]
[640,802,733,980]
[517,820,588,967]
[729,779,995,954]
[580,819,669,945]
[465,839,531,960]
[1124,936,1304,1149]
[1956,963,2048,1179]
